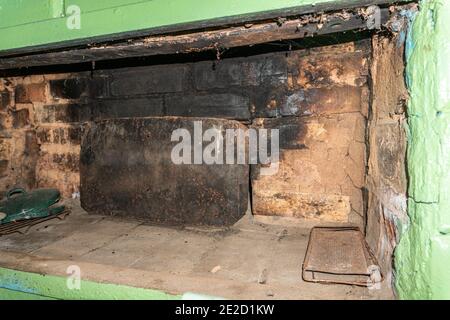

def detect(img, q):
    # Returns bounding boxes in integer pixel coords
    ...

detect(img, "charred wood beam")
[0,0,413,59]
[0,6,399,71]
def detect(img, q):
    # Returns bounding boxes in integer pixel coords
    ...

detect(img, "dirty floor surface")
[0,201,393,299]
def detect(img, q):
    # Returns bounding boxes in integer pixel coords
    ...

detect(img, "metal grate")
[0,209,70,236]
[302,227,382,287]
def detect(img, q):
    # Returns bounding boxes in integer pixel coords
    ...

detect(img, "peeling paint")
[395,0,450,300]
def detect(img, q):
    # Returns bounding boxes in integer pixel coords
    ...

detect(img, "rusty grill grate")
[0,209,70,236]
[302,227,382,287]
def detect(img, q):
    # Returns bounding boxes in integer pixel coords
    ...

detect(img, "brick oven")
[0,1,414,299]
[2,41,371,227]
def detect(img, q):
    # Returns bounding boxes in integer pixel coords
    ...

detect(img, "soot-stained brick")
[165,93,251,120]
[12,109,30,128]
[0,91,10,111]
[40,104,92,123]
[15,83,46,103]
[0,159,8,177]
[52,128,67,144]
[68,126,82,144]
[36,127,52,144]
[108,65,188,96]
[23,130,39,188]
[50,78,88,100]
[193,54,286,90]
[52,153,79,172]
[50,77,107,100]
[92,97,164,119]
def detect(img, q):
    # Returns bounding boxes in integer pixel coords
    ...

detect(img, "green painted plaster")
[395,0,450,300]
[0,0,402,53]
[0,267,181,300]
[0,288,56,300]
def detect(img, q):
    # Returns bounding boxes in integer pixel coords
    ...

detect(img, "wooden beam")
[0,8,392,71]
[0,1,419,72]
[0,0,412,59]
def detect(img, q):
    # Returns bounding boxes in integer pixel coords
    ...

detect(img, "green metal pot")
[0,188,65,225]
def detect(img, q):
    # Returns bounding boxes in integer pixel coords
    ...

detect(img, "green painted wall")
[0,267,180,300]
[395,0,450,300]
